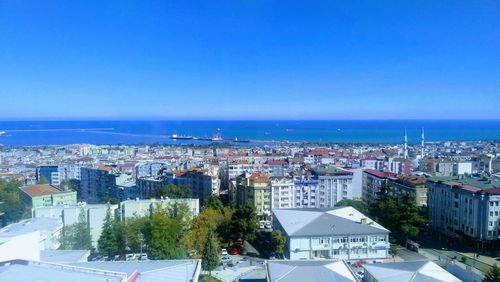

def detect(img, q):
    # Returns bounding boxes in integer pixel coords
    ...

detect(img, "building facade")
[272,207,390,260]
[19,184,77,208]
[361,170,397,207]
[315,167,355,207]
[387,175,428,207]
[427,177,500,242]
[236,172,271,216]
[270,177,294,210]
[80,167,117,204]
[36,166,59,186]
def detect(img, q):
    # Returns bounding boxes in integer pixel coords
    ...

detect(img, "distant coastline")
[0,120,499,146]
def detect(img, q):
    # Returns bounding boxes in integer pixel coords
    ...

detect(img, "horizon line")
[1,118,500,122]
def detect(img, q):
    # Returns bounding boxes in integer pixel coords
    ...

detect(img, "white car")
[221,248,228,255]
[259,220,266,229]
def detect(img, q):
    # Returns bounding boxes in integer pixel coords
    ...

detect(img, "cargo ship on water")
[170,133,194,140]
[233,137,250,143]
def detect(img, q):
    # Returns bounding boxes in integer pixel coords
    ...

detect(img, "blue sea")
[0,120,499,146]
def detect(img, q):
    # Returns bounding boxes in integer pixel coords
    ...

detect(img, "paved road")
[396,247,427,262]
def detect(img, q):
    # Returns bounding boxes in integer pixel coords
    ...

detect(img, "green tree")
[483,264,500,282]
[202,228,219,281]
[228,203,258,242]
[113,220,127,256]
[371,183,426,239]
[270,230,286,257]
[98,206,118,257]
[59,208,92,250]
[399,192,426,238]
[147,206,186,259]
[181,207,232,258]
[153,184,190,199]
[336,199,367,213]
[123,216,149,253]
[0,179,29,225]
[203,195,224,212]
[167,202,192,231]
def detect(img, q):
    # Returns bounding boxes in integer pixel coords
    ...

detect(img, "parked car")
[139,253,148,260]
[221,248,228,255]
[221,255,232,264]
[126,254,136,261]
[236,239,244,246]
[265,221,272,229]
[259,220,265,229]
[230,248,239,255]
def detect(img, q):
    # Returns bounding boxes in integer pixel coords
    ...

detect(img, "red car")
[230,248,239,255]
[236,239,244,246]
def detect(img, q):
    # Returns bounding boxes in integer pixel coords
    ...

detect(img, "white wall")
[0,231,40,262]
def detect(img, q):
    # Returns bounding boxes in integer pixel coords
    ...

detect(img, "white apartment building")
[270,177,294,209]
[316,167,355,207]
[273,207,390,260]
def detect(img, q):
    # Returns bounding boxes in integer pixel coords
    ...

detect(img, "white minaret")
[421,127,425,159]
[404,128,408,160]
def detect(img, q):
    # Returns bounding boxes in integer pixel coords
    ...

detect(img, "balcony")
[311,243,330,250]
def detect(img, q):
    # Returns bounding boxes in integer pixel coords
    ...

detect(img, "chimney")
[360,218,368,224]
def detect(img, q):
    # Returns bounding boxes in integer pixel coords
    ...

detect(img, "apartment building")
[270,177,294,209]
[427,176,500,243]
[387,175,428,207]
[236,172,271,216]
[272,207,390,260]
[362,170,397,207]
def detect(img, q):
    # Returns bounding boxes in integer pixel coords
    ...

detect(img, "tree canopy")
[371,183,426,238]
[153,184,191,199]
[147,205,186,259]
[180,206,232,258]
[203,195,225,213]
[97,206,118,257]
[271,230,286,256]
[201,227,219,280]
[228,203,258,242]
[0,179,29,225]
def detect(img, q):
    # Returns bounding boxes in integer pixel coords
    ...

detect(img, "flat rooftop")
[427,176,500,190]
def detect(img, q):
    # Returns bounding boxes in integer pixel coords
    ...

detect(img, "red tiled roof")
[20,184,65,197]
[98,165,113,172]
[249,172,269,182]
[484,188,500,195]
[364,169,397,179]
[445,181,482,193]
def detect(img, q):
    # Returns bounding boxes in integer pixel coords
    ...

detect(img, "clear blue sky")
[0,0,499,120]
